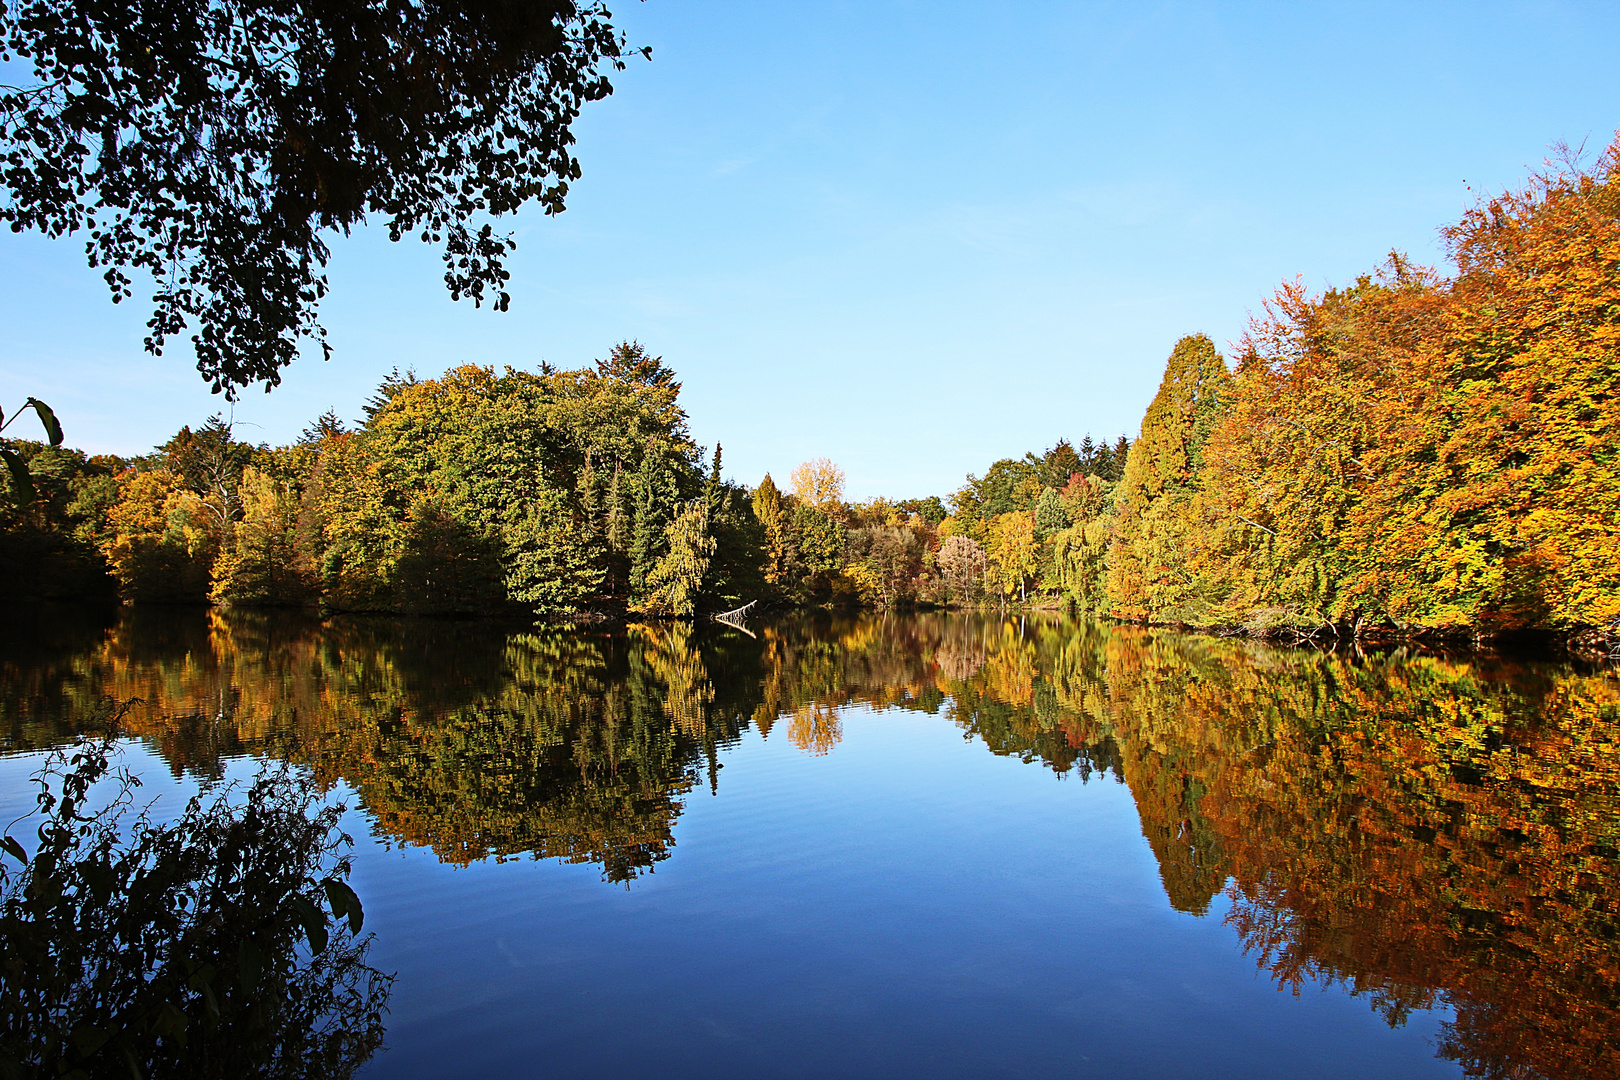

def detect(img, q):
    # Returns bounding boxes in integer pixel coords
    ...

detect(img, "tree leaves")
[0,732,390,1077]
[287,894,329,955]
[1,448,34,504]
[323,877,364,935]
[25,398,62,447]
[0,2,636,395]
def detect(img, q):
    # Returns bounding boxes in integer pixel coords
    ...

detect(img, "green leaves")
[1,1,637,394]
[25,397,62,446]
[323,877,364,935]
[0,734,389,1075]
[288,894,329,954]
[0,395,60,503]
[1,448,34,504]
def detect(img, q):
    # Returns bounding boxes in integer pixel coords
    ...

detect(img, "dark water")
[3,607,1618,1079]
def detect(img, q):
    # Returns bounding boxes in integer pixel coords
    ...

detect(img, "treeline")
[3,345,761,616]
[891,138,1620,636]
[6,141,1618,634]
[1104,141,1620,637]
[0,342,1130,617]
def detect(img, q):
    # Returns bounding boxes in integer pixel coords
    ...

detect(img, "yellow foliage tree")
[1107,334,1231,623]
[101,469,215,601]
[210,466,313,606]
[986,511,1039,601]
[789,457,845,510]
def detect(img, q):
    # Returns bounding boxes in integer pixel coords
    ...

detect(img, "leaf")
[150,1002,189,1045]
[0,836,24,864]
[26,398,63,446]
[323,877,364,934]
[1,448,34,504]
[200,981,220,1022]
[289,893,328,953]
[71,1025,111,1056]
[237,937,263,992]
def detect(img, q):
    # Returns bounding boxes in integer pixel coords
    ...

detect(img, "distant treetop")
[595,342,680,389]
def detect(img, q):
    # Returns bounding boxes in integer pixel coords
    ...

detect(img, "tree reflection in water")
[0,713,389,1079]
[3,607,1617,1079]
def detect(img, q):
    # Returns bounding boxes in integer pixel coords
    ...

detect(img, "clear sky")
[3,1,1618,500]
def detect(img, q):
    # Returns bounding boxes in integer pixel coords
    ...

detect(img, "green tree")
[751,474,802,594]
[697,450,767,610]
[792,502,846,601]
[1043,523,1096,610]
[644,501,717,617]
[304,358,695,616]
[0,440,119,601]
[950,458,1043,535]
[1033,487,1069,540]
[630,449,680,603]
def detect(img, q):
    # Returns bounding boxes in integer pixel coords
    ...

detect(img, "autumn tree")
[101,469,215,602]
[846,525,924,607]
[790,458,846,511]
[1192,262,1445,634]
[210,466,315,606]
[751,474,802,593]
[1346,141,1620,632]
[986,512,1039,602]
[1108,334,1231,623]
[935,536,989,606]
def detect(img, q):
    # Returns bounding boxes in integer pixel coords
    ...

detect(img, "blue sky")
[3,1,1618,500]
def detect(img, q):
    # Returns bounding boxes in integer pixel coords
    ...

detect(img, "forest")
[3,140,1618,639]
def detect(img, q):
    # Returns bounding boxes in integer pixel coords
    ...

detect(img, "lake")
[2,607,1616,1079]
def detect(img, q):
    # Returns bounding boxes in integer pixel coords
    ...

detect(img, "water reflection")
[3,607,1618,1078]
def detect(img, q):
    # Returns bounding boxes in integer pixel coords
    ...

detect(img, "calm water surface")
[3,608,1617,1079]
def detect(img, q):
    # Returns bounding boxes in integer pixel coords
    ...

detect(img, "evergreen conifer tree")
[630,448,677,601]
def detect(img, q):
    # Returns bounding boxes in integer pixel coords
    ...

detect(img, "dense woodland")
[4,141,1619,638]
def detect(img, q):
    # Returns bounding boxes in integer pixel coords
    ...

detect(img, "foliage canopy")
[0,0,639,394]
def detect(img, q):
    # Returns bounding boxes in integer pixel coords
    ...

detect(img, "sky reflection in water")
[3,607,1617,1079]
